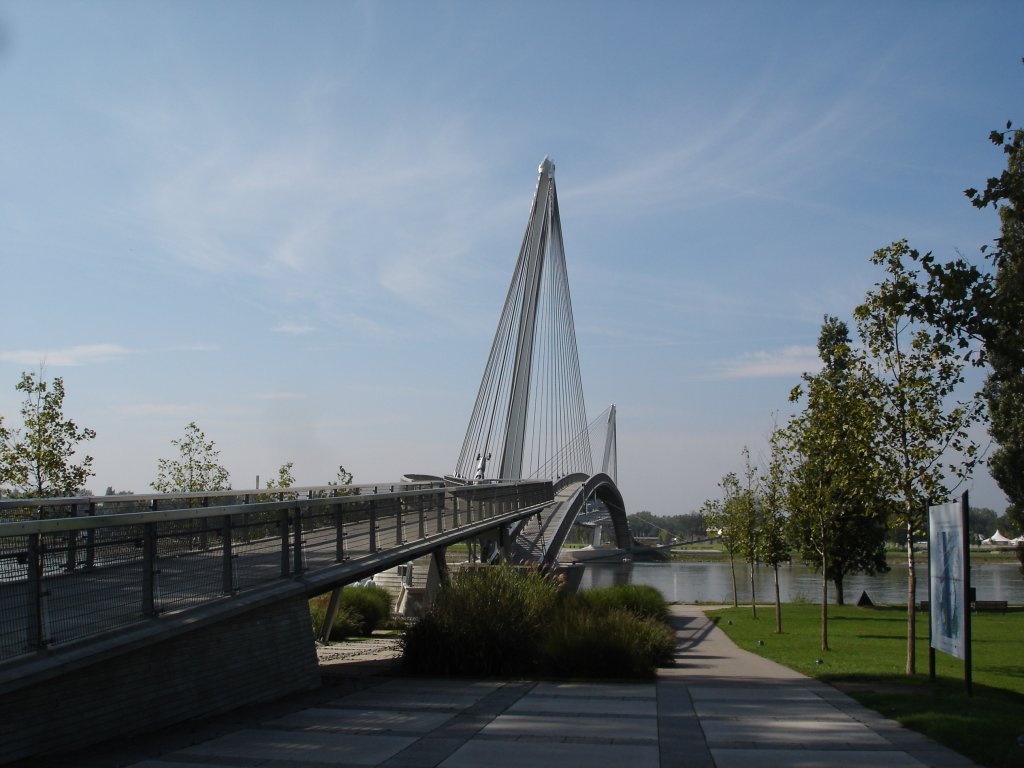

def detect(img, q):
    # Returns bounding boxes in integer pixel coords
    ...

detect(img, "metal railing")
[0,480,553,663]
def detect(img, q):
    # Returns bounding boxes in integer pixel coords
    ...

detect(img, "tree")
[905,116,1024,573]
[761,425,792,633]
[152,422,230,495]
[970,124,1024,565]
[854,242,984,675]
[702,484,741,609]
[0,370,96,497]
[968,506,999,542]
[735,448,765,619]
[330,465,353,488]
[780,316,886,650]
[261,461,297,500]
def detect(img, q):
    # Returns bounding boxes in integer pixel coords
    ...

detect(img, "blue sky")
[0,1,1020,515]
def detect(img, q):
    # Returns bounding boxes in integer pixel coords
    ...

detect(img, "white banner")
[929,501,966,660]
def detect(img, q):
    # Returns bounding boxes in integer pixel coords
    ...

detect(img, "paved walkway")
[49,606,979,768]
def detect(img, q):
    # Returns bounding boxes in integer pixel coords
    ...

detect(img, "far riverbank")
[580,559,1024,604]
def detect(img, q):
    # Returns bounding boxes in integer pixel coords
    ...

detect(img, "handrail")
[0,479,555,663]
[0,480,445,515]
[0,482,541,537]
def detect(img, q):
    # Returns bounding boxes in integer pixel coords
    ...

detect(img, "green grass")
[711,603,1024,768]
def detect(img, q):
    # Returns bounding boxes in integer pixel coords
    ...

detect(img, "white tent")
[981,530,1014,545]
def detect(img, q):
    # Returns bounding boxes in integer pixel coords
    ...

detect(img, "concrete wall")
[0,588,320,763]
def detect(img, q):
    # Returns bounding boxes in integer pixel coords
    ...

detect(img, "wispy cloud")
[708,345,820,380]
[0,344,132,366]
[118,402,196,417]
[251,392,306,401]
[164,343,220,353]
[273,322,317,335]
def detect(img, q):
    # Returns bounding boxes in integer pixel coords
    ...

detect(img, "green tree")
[152,421,231,495]
[854,242,984,675]
[735,447,765,619]
[702,484,741,609]
[968,506,999,542]
[904,117,1024,573]
[261,461,297,500]
[780,316,886,650]
[0,370,96,497]
[969,124,1024,559]
[761,425,792,633]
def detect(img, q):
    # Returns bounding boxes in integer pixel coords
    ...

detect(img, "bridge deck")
[0,482,553,665]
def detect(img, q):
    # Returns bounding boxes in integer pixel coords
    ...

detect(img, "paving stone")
[178,729,416,765]
[479,712,657,742]
[710,747,929,768]
[266,707,454,734]
[439,739,660,768]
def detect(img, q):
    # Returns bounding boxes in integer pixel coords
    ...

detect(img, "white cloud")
[0,344,132,366]
[709,346,820,380]
[251,392,306,401]
[273,322,317,335]
[118,402,196,417]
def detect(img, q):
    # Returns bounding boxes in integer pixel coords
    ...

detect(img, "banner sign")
[929,500,966,660]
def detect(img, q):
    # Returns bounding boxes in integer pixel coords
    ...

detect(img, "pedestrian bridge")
[0,156,632,762]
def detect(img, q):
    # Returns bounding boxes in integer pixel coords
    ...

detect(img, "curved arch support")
[511,473,630,568]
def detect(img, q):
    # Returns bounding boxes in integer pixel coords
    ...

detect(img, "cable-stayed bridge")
[0,158,629,762]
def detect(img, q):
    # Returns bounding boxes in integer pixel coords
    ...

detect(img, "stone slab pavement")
[30,606,980,768]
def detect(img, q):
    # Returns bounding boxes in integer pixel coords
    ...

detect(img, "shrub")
[540,601,676,679]
[577,584,670,624]
[401,566,677,679]
[339,584,394,636]
[402,564,560,676]
[309,584,394,640]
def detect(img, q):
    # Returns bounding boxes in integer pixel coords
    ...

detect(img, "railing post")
[418,495,426,539]
[26,533,44,651]
[221,514,234,594]
[395,499,404,546]
[199,496,210,550]
[280,509,291,577]
[335,504,345,562]
[452,495,460,528]
[369,501,377,553]
[65,502,78,572]
[293,506,304,575]
[436,492,444,533]
[142,522,157,617]
[85,500,96,569]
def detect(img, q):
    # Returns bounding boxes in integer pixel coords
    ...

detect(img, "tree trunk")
[834,573,845,606]
[774,564,782,634]
[729,551,738,608]
[821,554,829,651]
[906,518,916,675]
[749,560,757,618]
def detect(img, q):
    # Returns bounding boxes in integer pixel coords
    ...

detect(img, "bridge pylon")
[455,157,592,483]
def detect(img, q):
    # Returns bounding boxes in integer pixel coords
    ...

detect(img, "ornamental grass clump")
[309,584,394,640]
[540,600,676,679]
[338,584,394,636]
[401,566,676,679]
[401,564,560,676]
[577,584,670,624]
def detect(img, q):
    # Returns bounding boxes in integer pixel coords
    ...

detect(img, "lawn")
[710,603,1024,768]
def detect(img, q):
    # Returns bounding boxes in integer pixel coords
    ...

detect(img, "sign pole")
[927,497,936,682]
[962,490,972,697]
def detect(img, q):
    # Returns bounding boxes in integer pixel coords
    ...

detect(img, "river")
[578,559,1024,605]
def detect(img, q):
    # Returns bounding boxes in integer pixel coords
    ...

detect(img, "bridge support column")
[320,585,344,643]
